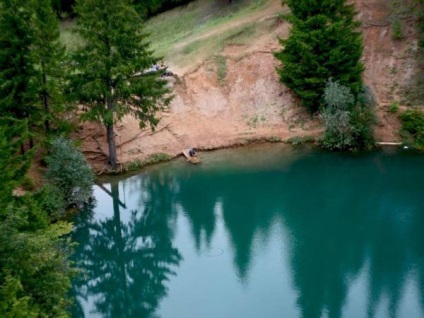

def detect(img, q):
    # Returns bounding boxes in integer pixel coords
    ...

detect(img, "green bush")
[400,110,424,147]
[45,137,94,208]
[392,18,404,40]
[389,101,399,113]
[33,185,65,221]
[20,176,35,191]
[286,136,315,145]
[320,80,375,150]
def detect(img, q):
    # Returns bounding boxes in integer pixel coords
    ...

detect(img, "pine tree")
[0,118,32,209]
[0,0,67,146]
[71,0,172,169]
[0,118,74,317]
[32,0,67,134]
[0,0,38,133]
[275,0,364,112]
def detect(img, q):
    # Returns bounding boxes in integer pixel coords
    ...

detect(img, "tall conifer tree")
[32,0,67,134]
[0,0,66,145]
[275,0,364,112]
[72,0,172,169]
[0,0,38,125]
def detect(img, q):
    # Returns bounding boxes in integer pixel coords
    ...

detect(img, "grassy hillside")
[145,0,278,65]
[60,0,284,71]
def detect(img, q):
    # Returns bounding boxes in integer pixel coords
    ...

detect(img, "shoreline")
[93,137,410,177]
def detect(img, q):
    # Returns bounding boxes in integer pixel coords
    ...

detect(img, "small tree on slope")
[71,0,172,170]
[274,0,364,112]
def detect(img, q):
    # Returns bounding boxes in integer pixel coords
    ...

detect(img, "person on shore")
[189,148,197,157]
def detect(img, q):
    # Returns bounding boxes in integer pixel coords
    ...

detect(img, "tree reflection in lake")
[71,149,424,318]
[72,174,182,318]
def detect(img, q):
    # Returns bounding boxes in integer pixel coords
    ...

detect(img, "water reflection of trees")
[178,152,424,317]
[72,174,182,318]
[72,152,424,317]
[176,172,218,251]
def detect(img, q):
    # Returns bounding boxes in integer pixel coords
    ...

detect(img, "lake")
[71,145,424,318]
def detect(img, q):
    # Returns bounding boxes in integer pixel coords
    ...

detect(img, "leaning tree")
[275,0,364,112]
[71,0,172,169]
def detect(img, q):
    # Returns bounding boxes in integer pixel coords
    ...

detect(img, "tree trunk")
[111,183,130,313]
[106,97,118,169]
[107,124,118,170]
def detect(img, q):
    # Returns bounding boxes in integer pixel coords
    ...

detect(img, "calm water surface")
[71,145,424,318]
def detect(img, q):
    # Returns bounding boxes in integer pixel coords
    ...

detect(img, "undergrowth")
[123,153,172,172]
[400,109,424,149]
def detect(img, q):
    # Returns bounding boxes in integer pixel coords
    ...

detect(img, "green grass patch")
[60,0,280,68]
[392,18,404,40]
[285,136,316,146]
[267,135,281,142]
[145,0,276,65]
[215,55,227,85]
[169,20,265,68]
[224,24,256,45]
[388,101,399,113]
[123,152,172,172]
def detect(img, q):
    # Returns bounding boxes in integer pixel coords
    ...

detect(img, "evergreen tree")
[32,0,67,134]
[0,0,67,146]
[0,119,32,209]
[275,0,364,112]
[0,123,75,317]
[0,0,38,138]
[71,0,172,169]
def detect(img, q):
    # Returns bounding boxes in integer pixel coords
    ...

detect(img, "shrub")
[286,136,315,145]
[392,18,404,40]
[400,110,424,147]
[268,135,282,143]
[33,185,65,220]
[320,80,375,150]
[389,101,399,113]
[45,137,94,208]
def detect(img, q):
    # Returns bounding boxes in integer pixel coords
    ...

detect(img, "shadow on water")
[71,146,424,318]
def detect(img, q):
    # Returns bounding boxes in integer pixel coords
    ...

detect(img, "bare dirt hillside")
[79,0,423,170]
[356,0,423,142]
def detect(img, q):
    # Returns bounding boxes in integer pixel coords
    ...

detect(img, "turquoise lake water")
[71,145,424,318]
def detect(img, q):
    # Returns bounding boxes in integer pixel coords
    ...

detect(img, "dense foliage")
[33,0,68,134]
[0,0,67,148]
[0,0,38,144]
[320,79,375,150]
[275,0,364,112]
[0,125,77,317]
[0,2,95,314]
[71,0,171,169]
[400,110,424,148]
[45,137,94,209]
